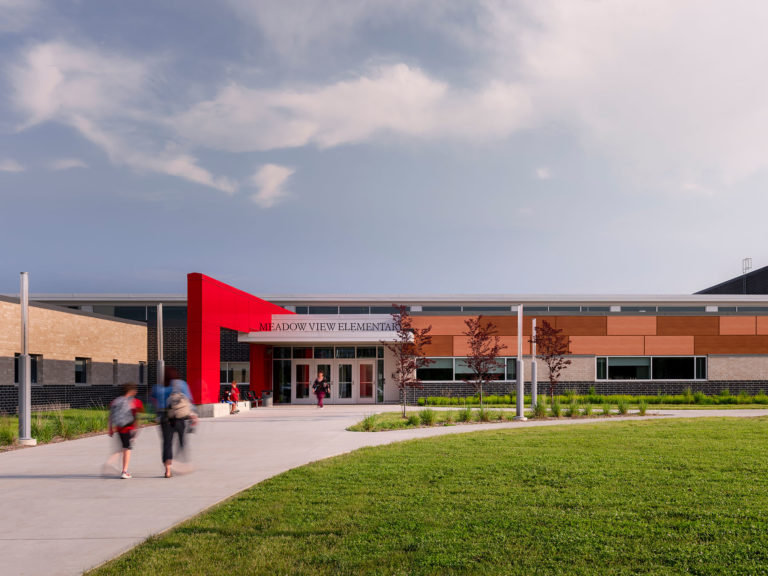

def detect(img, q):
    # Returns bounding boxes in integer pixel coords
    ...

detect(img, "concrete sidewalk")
[1,405,766,576]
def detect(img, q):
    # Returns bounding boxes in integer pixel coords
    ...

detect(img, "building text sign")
[239,314,399,343]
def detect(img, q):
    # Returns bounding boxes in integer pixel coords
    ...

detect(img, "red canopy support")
[186,273,292,404]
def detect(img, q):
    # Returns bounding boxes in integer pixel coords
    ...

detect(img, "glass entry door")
[337,363,354,403]
[358,362,374,403]
[290,357,377,404]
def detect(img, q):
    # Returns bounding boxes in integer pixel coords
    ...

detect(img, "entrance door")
[316,362,332,405]
[358,361,375,404]
[337,363,354,403]
[294,363,311,402]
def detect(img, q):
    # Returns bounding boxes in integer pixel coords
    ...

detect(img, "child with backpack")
[108,382,144,479]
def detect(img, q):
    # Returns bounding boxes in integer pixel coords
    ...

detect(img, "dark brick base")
[0,384,151,415]
[405,380,768,404]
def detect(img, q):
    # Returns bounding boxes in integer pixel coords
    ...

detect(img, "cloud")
[0,0,43,34]
[50,158,88,171]
[0,158,24,172]
[535,167,551,180]
[173,64,532,152]
[481,0,768,189]
[9,42,236,194]
[250,164,295,207]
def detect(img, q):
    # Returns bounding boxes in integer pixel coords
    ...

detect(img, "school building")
[3,269,768,412]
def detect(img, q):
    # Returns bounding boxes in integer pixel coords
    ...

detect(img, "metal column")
[18,272,36,446]
[514,304,527,420]
[531,318,537,409]
[156,303,165,388]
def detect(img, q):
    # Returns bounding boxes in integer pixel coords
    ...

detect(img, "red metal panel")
[186,273,293,404]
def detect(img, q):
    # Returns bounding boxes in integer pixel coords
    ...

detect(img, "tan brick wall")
[0,300,146,364]
[708,356,768,381]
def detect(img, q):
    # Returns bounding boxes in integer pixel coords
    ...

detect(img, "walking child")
[108,382,144,479]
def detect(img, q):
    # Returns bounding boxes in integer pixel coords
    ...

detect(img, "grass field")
[89,417,768,575]
[0,408,155,448]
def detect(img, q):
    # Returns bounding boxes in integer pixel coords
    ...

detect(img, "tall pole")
[531,318,537,409]
[157,303,165,389]
[515,304,526,420]
[18,272,36,446]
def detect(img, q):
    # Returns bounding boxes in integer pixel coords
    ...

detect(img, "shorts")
[118,430,134,450]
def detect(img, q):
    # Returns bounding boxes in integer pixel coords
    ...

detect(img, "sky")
[1,0,766,296]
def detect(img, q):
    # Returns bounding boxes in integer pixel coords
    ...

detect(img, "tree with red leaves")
[381,305,434,418]
[462,316,507,408]
[531,320,571,402]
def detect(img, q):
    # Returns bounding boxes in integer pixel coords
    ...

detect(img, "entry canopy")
[239,314,399,344]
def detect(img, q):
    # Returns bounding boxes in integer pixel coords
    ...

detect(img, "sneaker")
[121,471,132,479]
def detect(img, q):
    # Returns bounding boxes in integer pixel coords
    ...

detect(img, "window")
[335,347,355,359]
[14,354,41,384]
[273,347,292,359]
[506,358,517,381]
[273,359,291,403]
[696,357,707,380]
[596,357,707,381]
[308,306,338,314]
[112,359,119,385]
[356,347,377,358]
[75,357,90,384]
[652,357,694,380]
[339,306,370,314]
[417,358,453,381]
[292,347,313,359]
[139,361,146,385]
[314,347,334,359]
[596,357,607,380]
[454,358,504,381]
[605,357,650,380]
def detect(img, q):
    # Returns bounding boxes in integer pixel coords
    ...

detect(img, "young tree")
[531,320,571,402]
[462,316,507,408]
[381,305,434,418]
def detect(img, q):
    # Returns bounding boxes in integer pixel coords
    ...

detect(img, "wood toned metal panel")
[555,316,607,336]
[719,316,756,335]
[694,335,768,355]
[657,316,719,336]
[485,316,519,335]
[453,336,527,356]
[606,316,657,336]
[569,336,645,355]
[644,336,695,355]
[422,335,454,356]
[756,317,768,335]
[410,316,471,335]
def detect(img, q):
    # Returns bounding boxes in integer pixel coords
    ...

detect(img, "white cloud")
[9,42,235,194]
[173,64,532,152]
[0,158,24,172]
[535,167,551,180]
[50,158,88,171]
[250,164,295,207]
[0,0,43,33]
[481,0,768,190]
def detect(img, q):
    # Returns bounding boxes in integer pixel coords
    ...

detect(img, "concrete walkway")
[1,405,767,576]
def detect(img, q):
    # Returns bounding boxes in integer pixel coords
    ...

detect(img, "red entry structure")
[186,273,293,404]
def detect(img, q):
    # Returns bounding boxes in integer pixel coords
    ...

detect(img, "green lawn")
[0,408,156,447]
[90,417,768,575]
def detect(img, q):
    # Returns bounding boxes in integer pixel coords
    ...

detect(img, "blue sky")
[1,0,766,295]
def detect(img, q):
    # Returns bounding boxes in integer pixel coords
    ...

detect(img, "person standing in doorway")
[312,371,329,408]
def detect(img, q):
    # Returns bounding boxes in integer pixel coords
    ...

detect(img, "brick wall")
[0,384,150,414]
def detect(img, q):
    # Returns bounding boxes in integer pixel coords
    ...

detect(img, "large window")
[596,357,706,380]
[418,357,517,382]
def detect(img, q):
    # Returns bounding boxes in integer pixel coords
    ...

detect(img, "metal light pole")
[742,257,752,294]
[515,304,527,420]
[531,318,537,409]
[18,272,36,446]
[156,303,165,389]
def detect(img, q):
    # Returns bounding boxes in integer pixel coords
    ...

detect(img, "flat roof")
[12,293,768,307]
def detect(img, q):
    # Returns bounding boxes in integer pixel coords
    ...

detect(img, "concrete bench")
[197,400,252,418]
